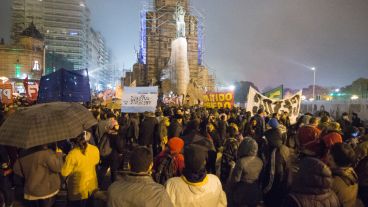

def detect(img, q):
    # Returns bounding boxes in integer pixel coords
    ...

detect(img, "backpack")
[153,153,177,184]
[98,133,112,158]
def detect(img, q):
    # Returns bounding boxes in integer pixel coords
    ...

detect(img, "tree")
[45,52,74,74]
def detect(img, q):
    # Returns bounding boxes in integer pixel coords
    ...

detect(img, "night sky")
[1,0,368,90]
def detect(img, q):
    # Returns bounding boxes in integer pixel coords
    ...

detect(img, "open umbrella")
[0,102,97,148]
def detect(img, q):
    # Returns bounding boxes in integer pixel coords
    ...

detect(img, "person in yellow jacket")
[61,131,100,207]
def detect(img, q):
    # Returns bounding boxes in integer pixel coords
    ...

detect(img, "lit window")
[33,61,40,71]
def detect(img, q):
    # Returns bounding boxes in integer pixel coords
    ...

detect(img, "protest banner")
[203,91,234,109]
[0,83,13,104]
[246,86,302,124]
[121,86,158,113]
[27,83,39,101]
[163,94,183,106]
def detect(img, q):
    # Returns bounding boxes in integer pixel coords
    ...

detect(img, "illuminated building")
[11,0,91,70]
[0,23,45,93]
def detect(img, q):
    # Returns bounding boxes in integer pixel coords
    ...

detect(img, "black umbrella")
[0,102,97,148]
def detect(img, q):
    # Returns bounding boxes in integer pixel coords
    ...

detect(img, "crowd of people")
[0,104,367,207]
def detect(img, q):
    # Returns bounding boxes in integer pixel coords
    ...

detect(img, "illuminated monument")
[125,0,215,100]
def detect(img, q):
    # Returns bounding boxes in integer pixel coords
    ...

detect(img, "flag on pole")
[263,85,284,100]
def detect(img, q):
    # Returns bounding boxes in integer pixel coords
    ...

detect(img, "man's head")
[309,117,320,127]
[342,112,349,120]
[257,108,265,116]
[129,147,153,173]
[320,116,330,124]
[184,144,208,173]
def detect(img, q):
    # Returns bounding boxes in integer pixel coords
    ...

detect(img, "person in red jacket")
[154,137,185,184]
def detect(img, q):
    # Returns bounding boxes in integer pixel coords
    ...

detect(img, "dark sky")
[1,0,368,90]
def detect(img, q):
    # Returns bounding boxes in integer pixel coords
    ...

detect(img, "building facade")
[0,23,45,92]
[12,0,91,70]
[125,0,215,95]
[88,28,110,90]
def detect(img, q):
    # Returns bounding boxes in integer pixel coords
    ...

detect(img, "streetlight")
[311,67,316,101]
[228,85,236,91]
[351,95,359,100]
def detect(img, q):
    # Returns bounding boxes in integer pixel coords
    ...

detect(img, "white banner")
[121,86,158,113]
[246,86,302,124]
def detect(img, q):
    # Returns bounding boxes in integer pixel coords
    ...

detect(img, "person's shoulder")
[87,143,99,151]
[166,176,183,185]
[207,174,222,184]
[165,176,185,189]
[108,180,126,193]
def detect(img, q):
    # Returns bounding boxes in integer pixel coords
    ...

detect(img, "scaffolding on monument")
[137,1,207,66]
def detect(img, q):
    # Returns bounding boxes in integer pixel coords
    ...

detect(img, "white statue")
[174,4,186,38]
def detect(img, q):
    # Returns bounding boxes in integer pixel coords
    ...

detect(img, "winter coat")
[265,128,285,149]
[283,157,340,207]
[262,143,290,207]
[227,139,263,207]
[95,120,108,141]
[165,174,227,207]
[355,136,368,161]
[168,119,183,139]
[331,167,359,207]
[356,156,368,187]
[108,174,174,207]
[227,181,262,207]
[209,130,222,150]
[13,148,63,198]
[220,137,239,183]
[230,138,263,184]
[154,151,185,177]
[352,117,362,128]
[252,114,265,139]
[217,120,228,141]
[61,144,100,200]
[128,117,140,141]
[138,116,159,146]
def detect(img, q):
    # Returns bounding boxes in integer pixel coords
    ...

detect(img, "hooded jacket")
[230,138,263,184]
[332,167,359,207]
[61,144,100,200]
[165,174,227,207]
[283,157,340,207]
[227,139,263,207]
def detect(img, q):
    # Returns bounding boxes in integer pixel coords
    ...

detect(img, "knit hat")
[330,143,356,167]
[297,125,321,156]
[237,138,258,158]
[302,115,312,125]
[184,144,208,172]
[168,137,184,154]
[268,118,279,129]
